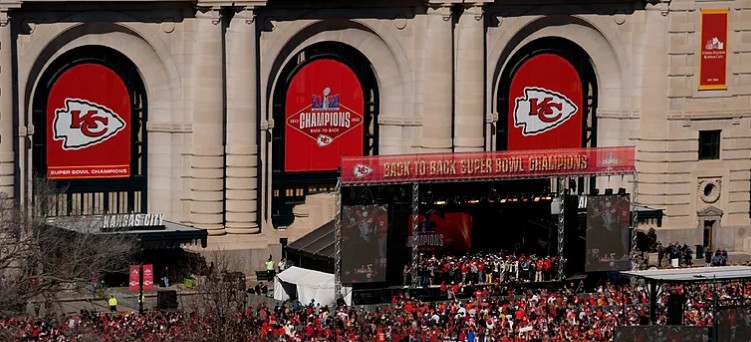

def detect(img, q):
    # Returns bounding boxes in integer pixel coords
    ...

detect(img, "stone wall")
[3,0,751,252]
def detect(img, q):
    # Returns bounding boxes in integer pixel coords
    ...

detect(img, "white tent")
[273,266,352,306]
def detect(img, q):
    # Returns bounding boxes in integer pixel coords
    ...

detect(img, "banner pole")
[138,263,144,314]
[411,182,420,289]
[334,172,343,301]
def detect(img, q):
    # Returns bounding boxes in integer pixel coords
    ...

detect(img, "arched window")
[496,37,597,193]
[271,42,379,227]
[32,46,148,215]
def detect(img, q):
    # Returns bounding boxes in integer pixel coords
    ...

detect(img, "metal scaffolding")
[556,177,567,281]
[333,176,343,298]
[410,182,420,288]
[631,172,639,256]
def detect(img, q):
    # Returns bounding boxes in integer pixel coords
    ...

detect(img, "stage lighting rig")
[618,188,627,195]
[605,188,614,195]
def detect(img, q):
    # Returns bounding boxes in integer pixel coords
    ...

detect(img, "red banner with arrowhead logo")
[142,264,154,291]
[46,63,131,179]
[341,146,635,185]
[508,53,583,150]
[128,265,140,291]
[699,9,728,90]
[284,59,364,172]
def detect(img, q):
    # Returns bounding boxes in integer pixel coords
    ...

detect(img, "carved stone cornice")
[0,10,8,27]
[234,7,255,25]
[0,2,21,28]
[426,3,452,21]
[461,3,484,21]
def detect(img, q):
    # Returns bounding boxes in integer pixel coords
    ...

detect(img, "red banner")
[46,63,131,179]
[128,264,153,291]
[408,212,472,253]
[284,59,364,172]
[699,9,729,90]
[508,53,583,150]
[128,265,140,291]
[142,264,154,291]
[341,146,635,185]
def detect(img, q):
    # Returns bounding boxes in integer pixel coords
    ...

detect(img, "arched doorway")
[32,45,148,215]
[271,42,379,227]
[495,37,598,194]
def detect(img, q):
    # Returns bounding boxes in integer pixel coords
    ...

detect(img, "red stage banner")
[341,146,635,185]
[408,212,473,253]
[284,58,364,172]
[46,63,131,179]
[699,9,729,90]
[143,264,154,291]
[508,53,583,150]
[128,265,140,291]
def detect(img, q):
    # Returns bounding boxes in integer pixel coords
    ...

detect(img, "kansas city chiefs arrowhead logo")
[353,164,373,178]
[513,87,578,136]
[53,98,127,150]
[317,134,334,147]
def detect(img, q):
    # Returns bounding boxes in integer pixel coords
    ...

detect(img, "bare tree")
[0,178,136,317]
[179,250,256,341]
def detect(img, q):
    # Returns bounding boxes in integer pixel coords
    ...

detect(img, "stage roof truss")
[621,266,751,283]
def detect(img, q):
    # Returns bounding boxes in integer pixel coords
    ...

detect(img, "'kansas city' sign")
[101,213,164,230]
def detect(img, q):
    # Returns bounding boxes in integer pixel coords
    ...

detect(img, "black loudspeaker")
[667,294,685,325]
[157,290,178,310]
[639,315,650,325]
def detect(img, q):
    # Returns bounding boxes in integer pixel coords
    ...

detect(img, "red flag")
[128,265,140,291]
[142,264,154,291]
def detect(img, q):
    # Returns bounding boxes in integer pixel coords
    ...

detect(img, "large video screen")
[407,210,472,254]
[614,326,708,342]
[341,204,388,284]
[718,307,751,342]
[585,194,632,272]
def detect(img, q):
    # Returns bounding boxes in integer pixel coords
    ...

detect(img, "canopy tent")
[620,266,751,325]
[284,220,336,273]
[621,265,751,283]
[273,266,352,306]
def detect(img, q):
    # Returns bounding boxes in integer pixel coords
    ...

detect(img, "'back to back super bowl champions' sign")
[284,59,364,172]
[341,146,635,185]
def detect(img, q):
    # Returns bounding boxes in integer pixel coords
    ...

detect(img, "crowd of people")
[407,252,559,288]
[4,278,751,341]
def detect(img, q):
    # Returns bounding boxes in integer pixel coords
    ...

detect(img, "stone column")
[634,4,670,203]
[0,9,13,197]
[188,8,225,235]
[224,7,260,234]
[419,4,453,152]
[453,4,485,152]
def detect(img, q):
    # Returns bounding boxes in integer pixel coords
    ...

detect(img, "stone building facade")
[0,0,750,265]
